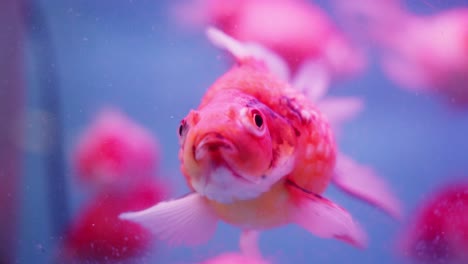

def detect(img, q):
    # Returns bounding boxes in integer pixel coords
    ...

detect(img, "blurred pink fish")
[74,109,159,190]
[59,180,167,262]
[61,109,170,262]
[335,0,468,106]
[174,0,366,79]
[398,181,468,264]
[379,8,468,106]
[120,28,401,249]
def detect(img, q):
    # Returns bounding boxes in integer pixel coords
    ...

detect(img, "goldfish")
[397,181,468,264]
[59,109,170,262]
[58,180,167,262]
[74,109,159,191]
[334,0,468,106]
[120,28,401,249]
[174,0,366,79]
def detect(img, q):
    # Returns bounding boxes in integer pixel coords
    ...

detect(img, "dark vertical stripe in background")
[24,0,70,246]
[0,1,25,263]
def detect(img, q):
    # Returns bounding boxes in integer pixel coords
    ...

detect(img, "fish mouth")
[194,132,237,161]
[194,133,257,184]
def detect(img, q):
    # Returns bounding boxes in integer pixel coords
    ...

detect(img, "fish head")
[178,90,295,203]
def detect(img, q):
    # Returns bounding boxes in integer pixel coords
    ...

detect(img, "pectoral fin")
[287,181,367,248]
[119,193,218,246]
[333,153,403,219]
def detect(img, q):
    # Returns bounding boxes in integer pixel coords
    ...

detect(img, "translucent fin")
[206,27,290,81]
[239,230,261,258]
[291,60,330,102]
[333,153,403,219]
[119,193,218,246]
[171,0,209,30]
[287,181,368,248]
[317,96,364,132]
[381,53,430,91]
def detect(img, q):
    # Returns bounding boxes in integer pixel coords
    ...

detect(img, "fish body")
[208,180,290,229]
[121,28,401,249]
[178,59,337,229]
[183,59,335,193]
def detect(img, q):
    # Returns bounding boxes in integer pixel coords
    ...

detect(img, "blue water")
[18,0,468,263]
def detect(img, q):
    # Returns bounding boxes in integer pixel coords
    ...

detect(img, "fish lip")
[194,133,237,161]
[194,133,257,184]
[223,161,258,184]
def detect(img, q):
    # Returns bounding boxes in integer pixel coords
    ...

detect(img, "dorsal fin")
[206,27,290,81]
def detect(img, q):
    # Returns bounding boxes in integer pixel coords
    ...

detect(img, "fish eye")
[240,107,267,137]
[253,112,263,128]
[178,119,187,138]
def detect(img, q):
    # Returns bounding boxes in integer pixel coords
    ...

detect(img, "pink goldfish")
[121,28,401,249]
[58,180,167,262]
[174,0,366,79]
[335,0,468,106]
[74,109,159,190]
[398,181,468,263]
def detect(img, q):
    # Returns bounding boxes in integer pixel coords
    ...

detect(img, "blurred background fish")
[58,181,166,263]
[73,109,160,192]
[397,181,468,264]
[174,0,367,83]
[57,109,170,262]
[334,0,468,107]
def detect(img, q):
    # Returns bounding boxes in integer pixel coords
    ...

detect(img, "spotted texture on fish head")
[201,59,337,195]
[179,88,297,203]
